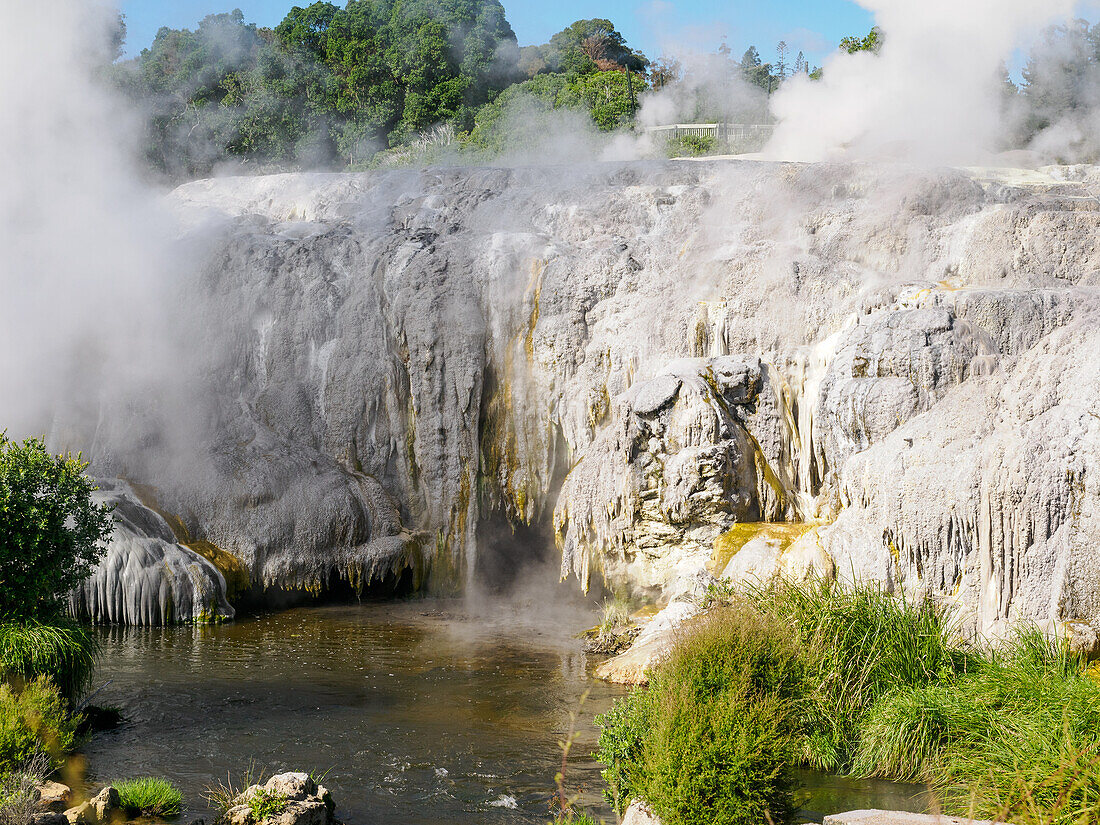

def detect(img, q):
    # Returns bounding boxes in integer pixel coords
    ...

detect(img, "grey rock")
[219,772,335,825]
[632,375,682,416]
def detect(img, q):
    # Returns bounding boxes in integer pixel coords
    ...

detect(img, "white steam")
[0,0,174,441]
[766,0,1078,164]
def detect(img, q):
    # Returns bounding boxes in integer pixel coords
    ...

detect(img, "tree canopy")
[113,5,1100,171]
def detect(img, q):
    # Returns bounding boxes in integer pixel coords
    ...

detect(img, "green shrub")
[595,685,654,813]
[666,134,717,157]
[115,777,184,817]
[596,583,1100,825]
[0,620,98,700]
[0,677,78,771]
[642,689,796,825]
[0,434,112,621]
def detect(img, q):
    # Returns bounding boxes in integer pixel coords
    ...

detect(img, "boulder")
[217,772,336,825]
[595,600,700,685]
[31,814,69,825]
[89,785,121,823]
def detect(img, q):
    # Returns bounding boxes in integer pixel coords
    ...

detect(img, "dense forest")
[110,0,813,176]
[109,1,1100,178]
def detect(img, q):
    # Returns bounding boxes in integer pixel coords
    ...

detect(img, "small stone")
[224,804,255,825]
[36,781,72,812]
[90,786,121,823]
[621,799,663,825]
[63,802,93,825]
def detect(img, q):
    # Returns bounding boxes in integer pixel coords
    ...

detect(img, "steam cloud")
[765,0,1079,164]
[0,0,176,442]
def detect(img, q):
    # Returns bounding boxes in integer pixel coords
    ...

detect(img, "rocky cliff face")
[71,159,1100,635]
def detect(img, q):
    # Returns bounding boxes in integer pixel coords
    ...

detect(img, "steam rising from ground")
[0,0,178,443]
[766,0,1078,164]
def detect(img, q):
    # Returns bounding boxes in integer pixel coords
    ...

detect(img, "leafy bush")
[115,777,184,817]
[0,620,99,700]
[666,134,716,157]
[0,434,112,621]
[0,677,78,772]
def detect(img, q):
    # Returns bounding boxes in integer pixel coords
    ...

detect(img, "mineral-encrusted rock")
[51,160,1100,633]
[69,481,234,625]
[218,772,336,825]
[595,599,702,685]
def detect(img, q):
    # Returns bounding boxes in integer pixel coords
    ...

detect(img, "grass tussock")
[202,760,269,815]
[0,619,98,700]
[598,603,804,825]
[116,777,184,817]
[596,581,1100,825]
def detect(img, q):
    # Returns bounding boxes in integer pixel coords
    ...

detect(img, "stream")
[78,596,935,824]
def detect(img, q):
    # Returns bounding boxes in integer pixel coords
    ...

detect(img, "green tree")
[840,26,883,54]
[573,69,649,130]
[0,436,112,620]
[740,46,775,92]
[545,19,647,76]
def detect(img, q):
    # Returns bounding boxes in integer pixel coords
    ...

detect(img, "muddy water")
[80,598,934,824]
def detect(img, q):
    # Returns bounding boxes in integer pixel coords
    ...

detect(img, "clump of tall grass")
[597,604,805,825]
[746,580,977,773]
[0,619,98,700]
[115,777,184,817]
[597,581,1100,825]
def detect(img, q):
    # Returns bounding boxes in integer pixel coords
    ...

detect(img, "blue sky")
[118,0,875,66]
